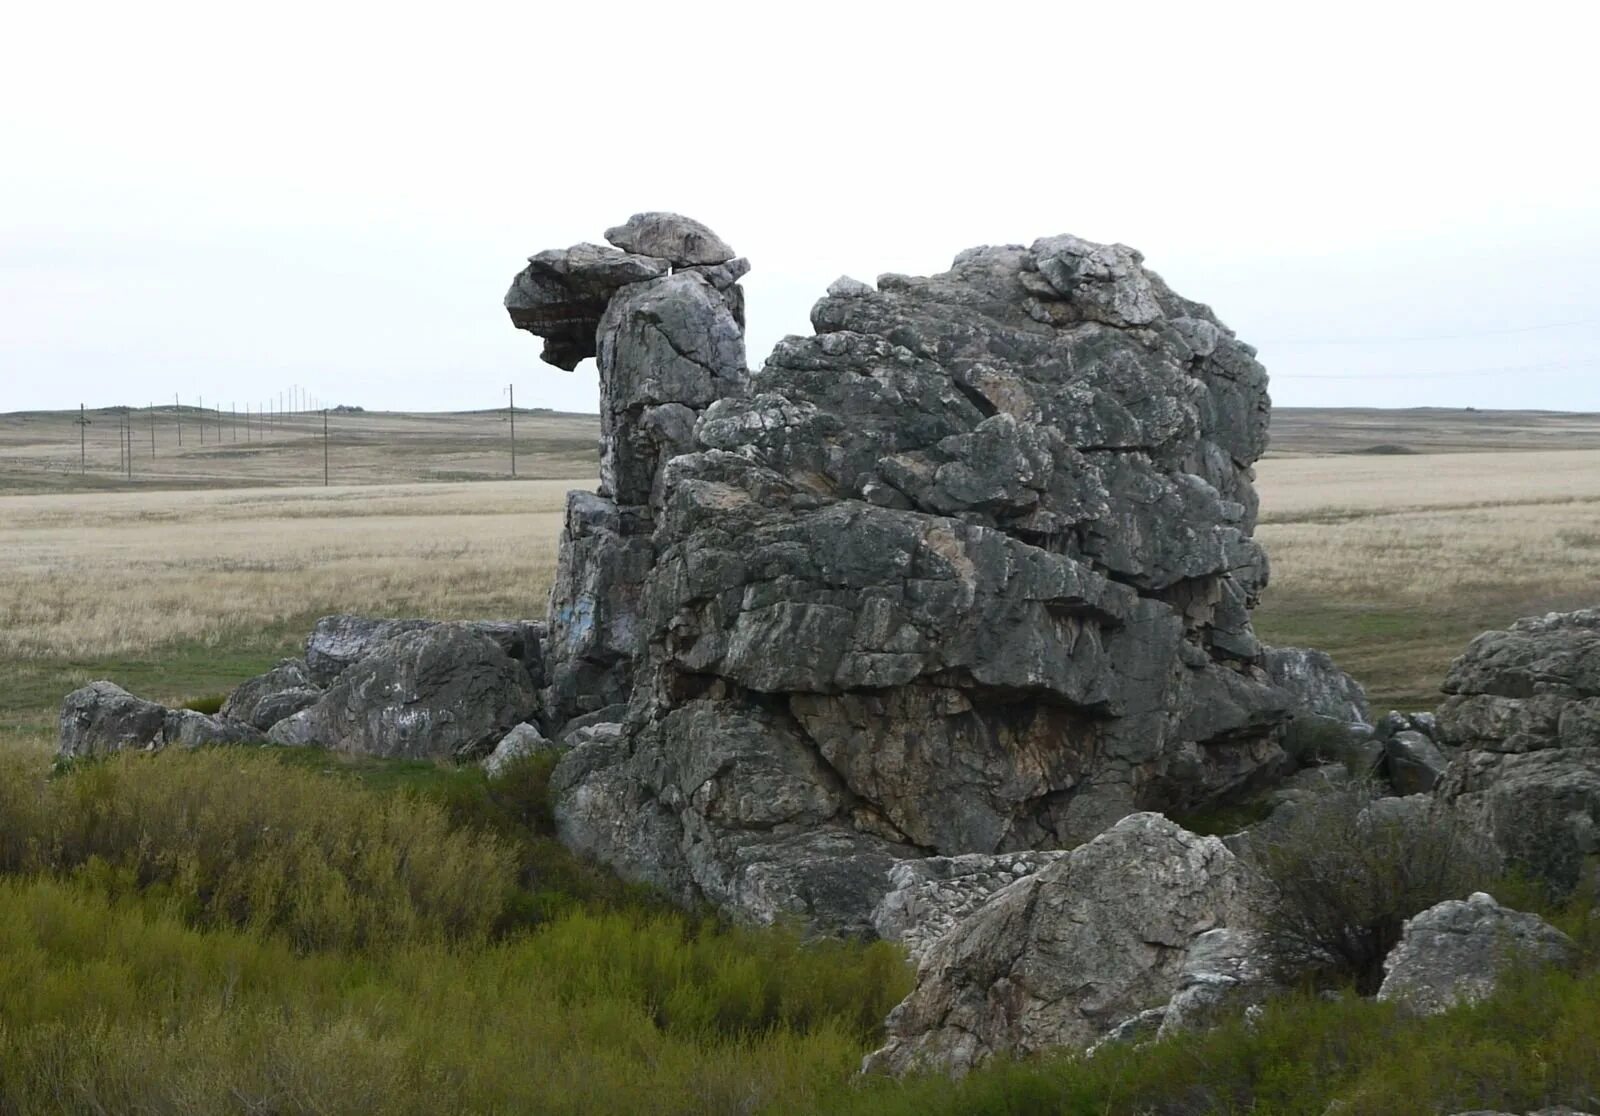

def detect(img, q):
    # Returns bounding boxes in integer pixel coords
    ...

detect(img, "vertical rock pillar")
[505,213,748,729]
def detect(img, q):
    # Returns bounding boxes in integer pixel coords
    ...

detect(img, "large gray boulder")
[1435,609,1600,893]
[304,615,546,690]
[482,721,554,778]
[58,681,170,758]
[1377,892,1575,1015]
[862,814,1258,1077]
[1262,645,1372,765]
[512,218,1295,935]
[1154,926,1277,1039]
[269,624,538,759]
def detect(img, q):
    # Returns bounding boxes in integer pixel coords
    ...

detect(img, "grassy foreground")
[0,744,1595,1115]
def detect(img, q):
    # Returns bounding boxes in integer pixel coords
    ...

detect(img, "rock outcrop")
[59,682,186,758]
[1377,892,1575,1014]
[511,215,1300,933]
[861,813,1257,1077]
[482,721,554,777]
[268,624,538,759]
[1435,609,1600,893]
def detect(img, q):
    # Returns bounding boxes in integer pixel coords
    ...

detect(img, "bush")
[1247,784,1502,993]
[0,749,517,951]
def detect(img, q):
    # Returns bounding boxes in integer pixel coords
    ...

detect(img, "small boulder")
[862,813,1257,1077]
[220,658,322,731]
[270,624,539,760]
[1385,729,1449,794]
[58,682,168,758]
[1377,892,1575,1015]
[482,722,554,778]
[603,212,735,266]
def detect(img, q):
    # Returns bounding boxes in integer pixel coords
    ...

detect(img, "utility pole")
[75,404,90,473]
[216,401,222,442]
[323,408,329,487]
[232,403,237,442]
[508,383,517,477]
[124,410,132,480]
[199,396,205,445]
[175,393,182,447]
[149,403,155,459]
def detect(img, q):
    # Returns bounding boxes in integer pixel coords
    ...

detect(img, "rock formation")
[1435,609,1600,893]
[58,615,546,763]
[509,213,1300,934]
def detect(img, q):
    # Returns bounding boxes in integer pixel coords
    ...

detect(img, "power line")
[1259,315,1597,346]
[1276,356,1600,381]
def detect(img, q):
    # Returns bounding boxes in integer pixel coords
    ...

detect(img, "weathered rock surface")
[1155,926,1277,1038]
[1263,645,1373,765]
[1435,609,1600,892]
[871,850,1069,964]
[58,682,258,757]
[482,721,554,777]
[220,658,322,731]
[59,682,170,758]
[161,708,256,748]
[269,624,538,759]
[303,615,545,691]
[1385,729,1449,794]
[511,216,1306,934]
[1377,892,1575,1014]
[862,814,1258,1077]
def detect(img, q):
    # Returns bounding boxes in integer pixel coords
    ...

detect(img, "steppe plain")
[1,404,1598,1113]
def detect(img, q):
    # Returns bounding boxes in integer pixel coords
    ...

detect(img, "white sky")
[2,0,1597,415]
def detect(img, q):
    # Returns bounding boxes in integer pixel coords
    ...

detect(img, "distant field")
[1268,406,1600,456]
[1252,447,1600,709]
[0,406,599,493]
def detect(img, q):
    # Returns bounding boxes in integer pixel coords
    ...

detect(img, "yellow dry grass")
[1255,449,1600,606]
[0,480,589,659]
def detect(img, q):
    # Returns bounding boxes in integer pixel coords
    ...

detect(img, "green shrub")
[1247,784,1502,992]
[0,749,517,951]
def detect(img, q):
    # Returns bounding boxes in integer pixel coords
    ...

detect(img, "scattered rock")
[1377,892,1575,1015]
[1435,609,1600,893]
[220,658,322,731]
[482,721,554,777]
[862,814,1258,1077]
[58,682,169,758]
[269,624,538,760]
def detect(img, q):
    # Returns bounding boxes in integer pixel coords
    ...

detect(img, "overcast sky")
[3,1,1597,416]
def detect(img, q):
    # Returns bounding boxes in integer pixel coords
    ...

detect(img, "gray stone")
[58,681,168,758]
[162,708,256,748]
[269,624,538,760]
[482,721,554,777]
[871,850,1069,964]
[862,814,1258,1077]
[304,615,436,686]
[604,212,735,266]
[1385,729,1449,794]
[1377,892,1575,1014]
[1155,927,1278,1038]
[1434,609,1600,893]
[220,658,321,731]
[1261,645,1370,725]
